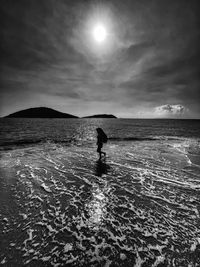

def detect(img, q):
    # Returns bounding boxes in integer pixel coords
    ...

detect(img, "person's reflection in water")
[87,158,110,229]
[94,158,110,177]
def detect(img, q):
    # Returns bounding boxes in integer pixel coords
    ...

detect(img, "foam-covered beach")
[0,119,200,266]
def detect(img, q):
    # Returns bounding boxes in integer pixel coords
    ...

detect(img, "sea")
[0,118,200,267]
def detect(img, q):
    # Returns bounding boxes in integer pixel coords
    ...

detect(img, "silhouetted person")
[96,128,107,160]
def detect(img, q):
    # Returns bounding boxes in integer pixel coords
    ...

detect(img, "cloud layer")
[0,0,199,118]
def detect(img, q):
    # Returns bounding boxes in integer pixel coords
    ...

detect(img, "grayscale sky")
[0,0,199,118]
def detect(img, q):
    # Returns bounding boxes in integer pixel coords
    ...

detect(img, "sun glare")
[92,24,107,43]
[75,4,119,58]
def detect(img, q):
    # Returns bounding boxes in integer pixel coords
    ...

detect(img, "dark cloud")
[0,0,199,118]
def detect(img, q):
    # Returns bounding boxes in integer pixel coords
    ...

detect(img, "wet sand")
[0,141,200,266]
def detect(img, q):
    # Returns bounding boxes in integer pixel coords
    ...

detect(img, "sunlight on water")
[87,184,107,228]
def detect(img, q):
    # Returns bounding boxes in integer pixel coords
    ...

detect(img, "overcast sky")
[0,0,199,118]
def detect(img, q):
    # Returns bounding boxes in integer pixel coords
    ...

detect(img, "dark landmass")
[5,107,79,118]
[83,114,117,118]
[4,108,118,119]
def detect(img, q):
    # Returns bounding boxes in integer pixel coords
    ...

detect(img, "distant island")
[83,114,117,118]
[4,107,117,119]
[5,107,78,118]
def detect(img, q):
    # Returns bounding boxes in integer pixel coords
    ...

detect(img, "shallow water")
[0,119,200,266]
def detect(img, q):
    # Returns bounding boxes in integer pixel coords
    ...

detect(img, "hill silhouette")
[5,107,78,118]
[83,114,117,118]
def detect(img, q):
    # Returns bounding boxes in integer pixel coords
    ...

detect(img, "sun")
[74,4,118,58]
[92,23,107,43]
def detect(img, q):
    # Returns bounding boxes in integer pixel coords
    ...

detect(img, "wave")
[0,138,72,150]
[109,137,159,141]
[170,139,200,167]
[108,136,188,141]
[0,136,164,149]
[0,135,198,151]
[1,139,43,147]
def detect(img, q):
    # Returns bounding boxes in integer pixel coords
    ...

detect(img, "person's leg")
[101,144,106,157]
